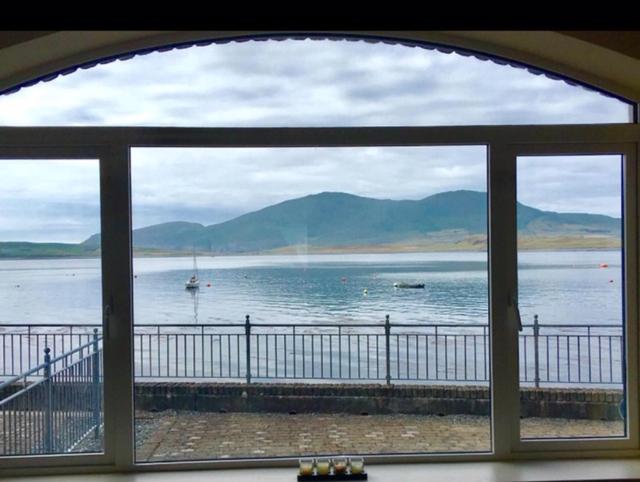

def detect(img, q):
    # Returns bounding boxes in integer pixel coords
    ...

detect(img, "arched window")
[0,37,632,127]
[0,33,638,478]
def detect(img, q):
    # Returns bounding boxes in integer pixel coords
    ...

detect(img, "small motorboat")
[394,282,425,289]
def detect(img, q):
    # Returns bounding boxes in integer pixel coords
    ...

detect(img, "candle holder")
[332,456,348,475]
[297,456,367,480]
[298,458,315,477]
[349,457,364,475]
[316,457,331,476]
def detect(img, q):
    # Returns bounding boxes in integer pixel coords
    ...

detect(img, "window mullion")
[99,144,134,469]
[488,143,520,457]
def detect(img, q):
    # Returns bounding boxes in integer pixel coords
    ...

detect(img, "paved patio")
[134,410,624,462]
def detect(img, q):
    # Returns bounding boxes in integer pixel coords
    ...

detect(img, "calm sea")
[0,250,622,328]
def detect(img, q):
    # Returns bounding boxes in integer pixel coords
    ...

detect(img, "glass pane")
[0,39,630,127]
[517,155,625,440]
[131,146,490,461]
[0,159,104,455]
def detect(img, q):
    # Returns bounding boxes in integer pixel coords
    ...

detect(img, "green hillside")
[7,190,621,258]
[0,242,99,259]
[83,190,621,254]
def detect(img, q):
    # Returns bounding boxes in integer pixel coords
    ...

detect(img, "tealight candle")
[333,456,348,474]
[316,458,331,476]
[299,458,314,476]
[349,457,364,475]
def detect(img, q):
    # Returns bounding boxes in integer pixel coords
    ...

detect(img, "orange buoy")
[600,263,609,268]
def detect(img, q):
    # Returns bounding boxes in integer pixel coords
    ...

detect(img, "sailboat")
[185,249,200,290]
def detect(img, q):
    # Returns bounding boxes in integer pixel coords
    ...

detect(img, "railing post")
[27,325,31,372]
[92,328,100,439]
[245,315,251,384]
[587,325,592,383]
[533,314,540,388]
[43,347,53,453]
[385,315,391,385]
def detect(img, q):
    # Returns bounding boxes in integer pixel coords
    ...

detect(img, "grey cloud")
[517,156,621,217]
[0,201,100,242]
[5,39,625,127]
[342,76,443,103]
[157,83,288,106]
[0,40,629,240]
[39,108,104,125]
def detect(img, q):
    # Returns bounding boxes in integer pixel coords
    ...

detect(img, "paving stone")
[133,410,623,462]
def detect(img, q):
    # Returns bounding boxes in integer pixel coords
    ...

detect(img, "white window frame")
[0,145,119,471]
[0,124,639,476]
[506,142,639,454]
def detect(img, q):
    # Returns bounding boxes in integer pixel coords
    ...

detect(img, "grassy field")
[266,235,621,255]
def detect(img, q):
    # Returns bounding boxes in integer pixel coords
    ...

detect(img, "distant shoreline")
[0,236,622,260]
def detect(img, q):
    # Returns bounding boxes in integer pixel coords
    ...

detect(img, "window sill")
[5,459,640,482]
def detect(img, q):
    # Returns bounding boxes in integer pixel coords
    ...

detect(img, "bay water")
[0,250,623,386]
[0,250,622,328]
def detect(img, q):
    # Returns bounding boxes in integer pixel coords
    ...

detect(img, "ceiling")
[560,31,640,61]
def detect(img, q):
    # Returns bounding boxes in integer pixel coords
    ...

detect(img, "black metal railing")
[0,316,624,387]
[519,315,623,386]
[0,330,102,455]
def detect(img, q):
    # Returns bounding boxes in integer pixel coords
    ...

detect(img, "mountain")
[81,190,620,254]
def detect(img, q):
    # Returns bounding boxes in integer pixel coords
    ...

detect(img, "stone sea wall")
[134,383,624,421]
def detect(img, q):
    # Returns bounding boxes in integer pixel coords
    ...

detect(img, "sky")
[0,39,630,242]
